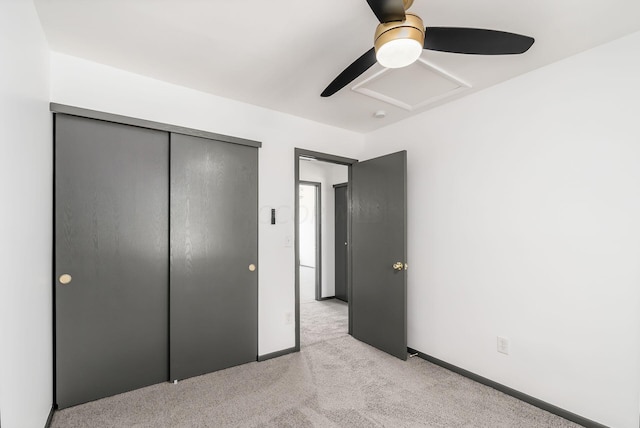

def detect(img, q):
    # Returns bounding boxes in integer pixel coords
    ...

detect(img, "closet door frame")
[50,103,262,149]
[51,103,261,405]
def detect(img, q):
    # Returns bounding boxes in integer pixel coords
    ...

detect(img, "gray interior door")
[55,114,169,409]
[170,133,258,381]
[334,184,348,302]
[351,151,407,360]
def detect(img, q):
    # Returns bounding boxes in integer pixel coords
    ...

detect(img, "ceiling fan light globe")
[374,14,425,69]
[376,38,422,68]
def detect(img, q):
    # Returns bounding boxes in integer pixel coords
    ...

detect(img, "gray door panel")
[55,114,169,408]
[351,151,407,360]
[170,133,258,381]
[334,185,348,302]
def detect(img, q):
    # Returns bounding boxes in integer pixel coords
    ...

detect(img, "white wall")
[330,163,349,188]
[0,1,52,427]
[363,31,640,428]
[299,160,348,297]
[49,52,365,355]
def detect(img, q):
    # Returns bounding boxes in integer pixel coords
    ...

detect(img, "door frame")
[298,181,322,301]
[294,148,357,351]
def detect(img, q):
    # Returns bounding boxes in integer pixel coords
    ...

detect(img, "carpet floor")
[51,299,581,427]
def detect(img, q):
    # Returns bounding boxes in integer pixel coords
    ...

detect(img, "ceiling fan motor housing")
[374,13,425,68]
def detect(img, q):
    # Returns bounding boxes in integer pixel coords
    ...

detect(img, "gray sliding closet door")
[170,133,258,381]
[55,114,169,409]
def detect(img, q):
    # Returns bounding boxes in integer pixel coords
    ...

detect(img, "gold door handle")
[392,262,408,271]
[248,264,256,272]
[59,274,72,285]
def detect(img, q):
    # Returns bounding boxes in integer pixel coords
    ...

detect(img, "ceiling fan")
[321,0,534,97]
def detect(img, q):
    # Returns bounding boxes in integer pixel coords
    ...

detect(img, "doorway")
[294,148,408,360]
[295,149,356,351]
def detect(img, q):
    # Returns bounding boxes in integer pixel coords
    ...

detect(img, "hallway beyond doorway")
[300,265,348,347]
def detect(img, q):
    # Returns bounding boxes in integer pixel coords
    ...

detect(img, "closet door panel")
[170,133,258,381]
[55,114,169,409]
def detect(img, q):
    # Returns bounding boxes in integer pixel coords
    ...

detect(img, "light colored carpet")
[301,298,348,348]
[51,300,581,428]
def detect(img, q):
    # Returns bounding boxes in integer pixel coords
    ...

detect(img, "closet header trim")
[50,103,262,148]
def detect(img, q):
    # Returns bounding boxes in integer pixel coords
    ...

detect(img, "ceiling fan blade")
[424,27,534,55]
[321,48,377,97]
[366,0,406,23]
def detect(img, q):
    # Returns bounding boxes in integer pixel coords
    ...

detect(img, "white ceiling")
[34,0,640,133]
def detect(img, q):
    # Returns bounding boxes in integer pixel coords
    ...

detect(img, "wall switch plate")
[497,336,510,355]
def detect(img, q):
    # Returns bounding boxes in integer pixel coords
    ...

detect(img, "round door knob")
[249,264,256,272]
[59,274,72,285]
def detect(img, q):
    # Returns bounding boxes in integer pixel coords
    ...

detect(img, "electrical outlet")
[497,336,510,355]
[284,312,293,325]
